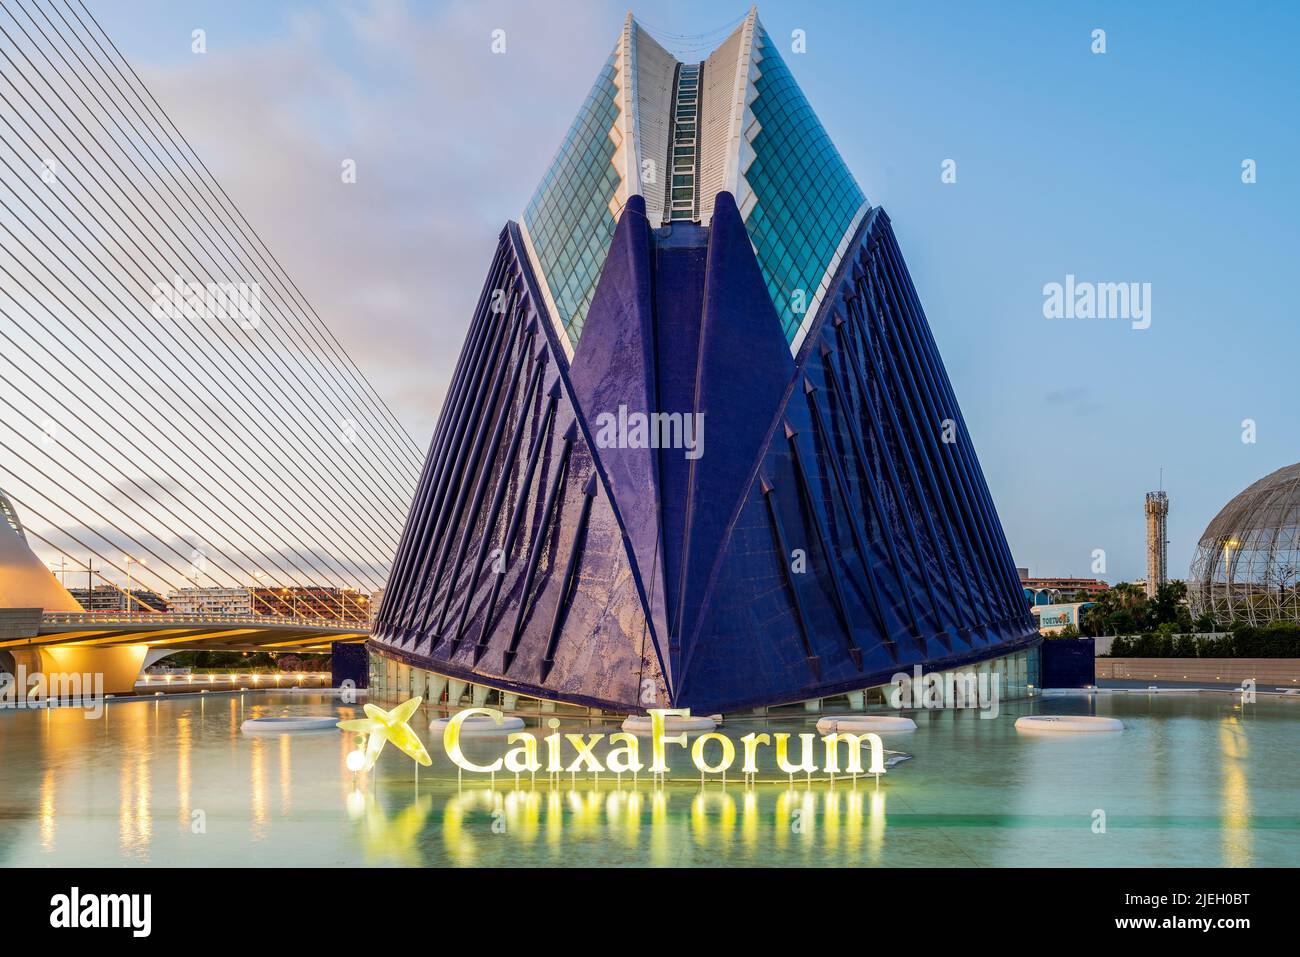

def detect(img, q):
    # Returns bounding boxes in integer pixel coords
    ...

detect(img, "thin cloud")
[130,0,615,443]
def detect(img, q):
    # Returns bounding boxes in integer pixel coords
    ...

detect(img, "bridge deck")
[0,610,367,653]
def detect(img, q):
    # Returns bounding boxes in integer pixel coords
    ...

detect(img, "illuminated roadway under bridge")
[0,609,367,694]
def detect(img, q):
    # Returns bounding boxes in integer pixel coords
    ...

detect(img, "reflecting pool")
[2,690,1298,866]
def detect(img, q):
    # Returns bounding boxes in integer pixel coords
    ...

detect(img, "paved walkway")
[1098,678,1299,694]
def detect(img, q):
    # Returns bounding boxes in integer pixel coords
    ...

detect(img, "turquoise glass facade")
[522,20,867,353]
[523,52,622,348]
[744,28,865,344]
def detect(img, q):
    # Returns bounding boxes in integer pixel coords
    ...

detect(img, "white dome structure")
[1188,463,1300,626]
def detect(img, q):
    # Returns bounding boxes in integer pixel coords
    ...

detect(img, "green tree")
[1149,580,1189,627]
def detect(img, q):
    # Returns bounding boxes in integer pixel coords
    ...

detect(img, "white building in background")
[166,587,252,618]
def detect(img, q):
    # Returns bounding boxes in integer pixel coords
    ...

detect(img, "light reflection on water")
[346,784,889,868]
[2,691,1298,867]
[1219,716,1251,868]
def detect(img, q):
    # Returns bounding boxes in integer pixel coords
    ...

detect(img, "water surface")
[2,691,1297,866]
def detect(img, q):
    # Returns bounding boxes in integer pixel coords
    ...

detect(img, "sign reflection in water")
[345,782,888,867]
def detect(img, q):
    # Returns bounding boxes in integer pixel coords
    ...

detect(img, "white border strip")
[517,218,575,361]
[789,199,871,356]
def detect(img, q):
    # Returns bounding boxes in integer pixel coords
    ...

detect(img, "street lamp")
[1222,540,1240,621]
[249,571,266,619]
[280,587,300,620]
[123,555,146,612]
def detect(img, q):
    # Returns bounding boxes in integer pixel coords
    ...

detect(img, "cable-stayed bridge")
[0,0,424,684]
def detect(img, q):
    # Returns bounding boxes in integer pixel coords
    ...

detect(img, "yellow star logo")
[337,696,431,769]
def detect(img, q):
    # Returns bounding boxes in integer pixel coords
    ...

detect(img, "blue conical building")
[371,9,1039,714]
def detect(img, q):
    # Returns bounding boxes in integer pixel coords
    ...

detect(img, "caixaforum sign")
[441,708,889,778]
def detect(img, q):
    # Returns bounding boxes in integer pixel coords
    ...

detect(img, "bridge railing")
[41,611,371,632]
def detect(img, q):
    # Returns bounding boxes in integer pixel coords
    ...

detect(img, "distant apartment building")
[1018,569,1109,606]
[250,586,372,623]
[1023,576,1110,597]
[166,585,373,621]
[67,585,168,613]
[166,587,253,618]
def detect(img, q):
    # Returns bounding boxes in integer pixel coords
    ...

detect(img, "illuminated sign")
[1032,603,1083,631]
[337,696,431,770]
[440,707,888,778]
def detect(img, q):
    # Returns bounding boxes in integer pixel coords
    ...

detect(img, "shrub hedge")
[1107,622,1300,658]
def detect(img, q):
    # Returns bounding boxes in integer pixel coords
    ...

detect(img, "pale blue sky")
[91,0,1300,584]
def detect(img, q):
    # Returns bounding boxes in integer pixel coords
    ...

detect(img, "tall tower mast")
[1145,490,1169,598]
